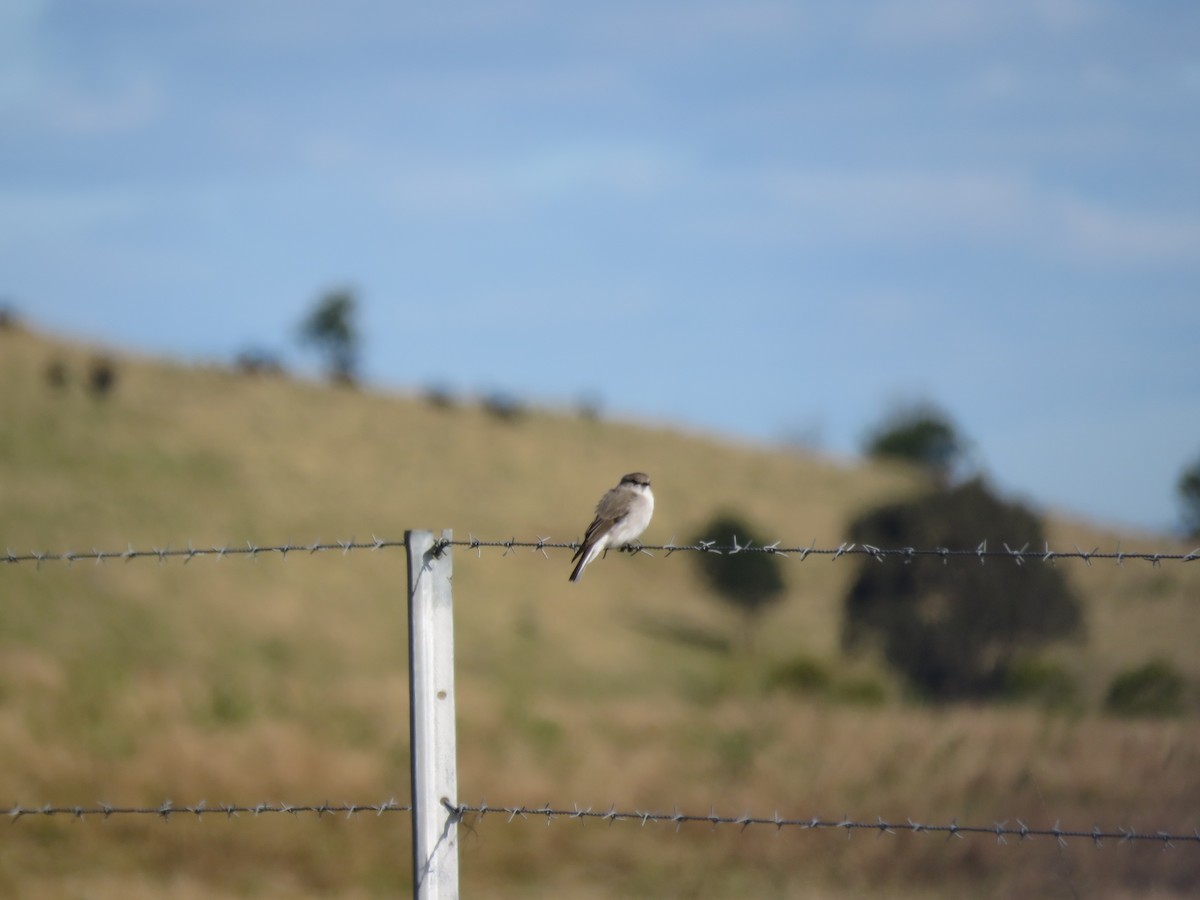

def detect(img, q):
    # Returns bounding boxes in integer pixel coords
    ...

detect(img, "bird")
[569,472,654,582]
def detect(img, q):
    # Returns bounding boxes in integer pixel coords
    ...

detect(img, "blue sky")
[4,1,1199,533]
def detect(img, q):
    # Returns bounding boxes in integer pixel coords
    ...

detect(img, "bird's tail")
[568,557,586,582]
[568,545,594,582]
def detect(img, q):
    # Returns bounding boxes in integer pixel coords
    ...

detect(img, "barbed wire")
[441,537,1200,567]
[4,799,1196,849]
[2,799,410,821]
[0,538,405,567]
[2,535,1197,568]
[451,803,1200,849]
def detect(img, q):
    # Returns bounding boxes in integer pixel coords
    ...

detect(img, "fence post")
[406,530,459,900]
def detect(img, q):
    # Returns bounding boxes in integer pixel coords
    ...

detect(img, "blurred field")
[1,327,1197,898]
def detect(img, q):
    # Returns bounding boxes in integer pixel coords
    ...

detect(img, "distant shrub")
[234,348,286,377]
[481,391,525,423]
[0,304,19,331]
[88,356,118,398]
[766,657,887,706]
[422,384,459,411]
[766,656,831,695]
[1105,660,1186,717]
[1003,658,1079,710]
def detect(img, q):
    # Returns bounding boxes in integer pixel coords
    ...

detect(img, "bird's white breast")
[609,486,654,545]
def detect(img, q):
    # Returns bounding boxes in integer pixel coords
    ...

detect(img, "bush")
[89,356,118,398]
[1003,658,1079,710]
[766,656,831,695]
[765,657,886,707]
[690,512,786,644]
[842,478,1084,701]
[481,391,525,423]
[422,384,459,411]
[1105,660,1186,717]
[234,348,286,377]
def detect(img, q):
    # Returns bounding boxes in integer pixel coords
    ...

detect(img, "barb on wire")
[4,537,1198,568]
[448,803,1199,848]
[3,800,411,821]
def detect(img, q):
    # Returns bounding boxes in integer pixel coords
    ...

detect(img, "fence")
[2,531,1199,898]
[6,536,1199,566]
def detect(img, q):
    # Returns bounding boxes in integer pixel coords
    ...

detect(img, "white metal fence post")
[407,529,459,900]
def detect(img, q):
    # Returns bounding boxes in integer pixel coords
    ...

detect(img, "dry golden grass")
[1,327,1198,898]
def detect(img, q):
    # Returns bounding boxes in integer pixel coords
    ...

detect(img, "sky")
[3,1,1199,534]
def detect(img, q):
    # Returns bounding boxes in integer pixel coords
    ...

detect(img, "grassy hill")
[1,326,1197,898]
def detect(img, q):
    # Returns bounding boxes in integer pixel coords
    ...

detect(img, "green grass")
[1,327,1199,898]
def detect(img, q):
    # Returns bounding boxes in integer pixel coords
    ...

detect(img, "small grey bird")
[569,472,655,582]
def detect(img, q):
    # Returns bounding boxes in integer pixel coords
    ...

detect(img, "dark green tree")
[841,478,1084,700]
[691,512,786,644]
[299,290,359,384]
[863,402,965,482]
[1178,455,1200,539]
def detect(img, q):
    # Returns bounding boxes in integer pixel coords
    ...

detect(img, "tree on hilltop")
[863,401,966,484]
[299,290,360,385]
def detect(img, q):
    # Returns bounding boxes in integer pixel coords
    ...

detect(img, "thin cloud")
[766,168,1200,265]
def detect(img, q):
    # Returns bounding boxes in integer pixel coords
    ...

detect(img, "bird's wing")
[571,487,627,562]
[593,486,632,523]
